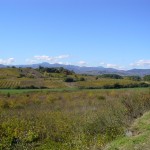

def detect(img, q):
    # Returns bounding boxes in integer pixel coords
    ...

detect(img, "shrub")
[126,76,141,81]
[64,77,75,82]
[143,75,150,81]
[99,74,123,79]
[79,77,85,81]
[7,92,10,98]
[97,95,106,100]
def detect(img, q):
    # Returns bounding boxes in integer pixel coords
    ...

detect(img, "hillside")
[0,67,70,89]
[1,62,150,76]
[0,67,150,90]
[104,111,150,150]
[17,63,150,76]
[0,67,43,79]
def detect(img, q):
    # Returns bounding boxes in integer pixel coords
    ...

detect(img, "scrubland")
[0,67,150,149]
[0,88,150,149]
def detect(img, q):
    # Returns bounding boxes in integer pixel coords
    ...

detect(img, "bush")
[7,92,10,98]
[126,76,141,81]
[99,74,123,79]
[64,77,75,82]
[143,75,150,81]
[79,77,85,81]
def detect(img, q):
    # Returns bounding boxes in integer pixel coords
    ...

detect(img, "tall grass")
[0,88,150,149]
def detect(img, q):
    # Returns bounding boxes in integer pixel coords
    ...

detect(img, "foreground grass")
[0,88,150,149]
[104,111,150,150]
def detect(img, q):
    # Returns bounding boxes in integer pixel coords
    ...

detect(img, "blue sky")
[0,0,150,69]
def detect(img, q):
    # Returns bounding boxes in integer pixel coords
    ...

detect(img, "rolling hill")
[0,62,150,76]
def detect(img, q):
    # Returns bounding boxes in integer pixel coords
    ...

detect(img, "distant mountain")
[0,64,6,68]
[0,62,150,76]
[126,69,150,76]
[15,62,106,73]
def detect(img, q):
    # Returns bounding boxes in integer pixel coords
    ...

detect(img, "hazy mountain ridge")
[0,62,150,76]
[0,64,6,68]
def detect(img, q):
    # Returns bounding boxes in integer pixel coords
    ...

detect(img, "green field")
[0,86,149,94]
[0,88,79,94]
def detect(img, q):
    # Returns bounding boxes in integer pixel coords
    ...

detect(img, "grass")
[104,111,150,150]
[0,68,20,78]
[0,87,149,94]
[0,88,79,94]
[0,68,149,90]
[0,88,150,149]
[0,68,150,149]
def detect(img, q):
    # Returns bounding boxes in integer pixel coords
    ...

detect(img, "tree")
[143,75,150,81]
[99,74,123,79]
[126,76,141,81]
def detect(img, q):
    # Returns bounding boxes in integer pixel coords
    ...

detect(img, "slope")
[104,111,150,150]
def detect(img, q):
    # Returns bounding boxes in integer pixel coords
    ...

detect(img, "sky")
[0,0,150,69]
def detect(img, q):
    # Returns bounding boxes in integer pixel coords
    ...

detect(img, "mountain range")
[0,62,150,77]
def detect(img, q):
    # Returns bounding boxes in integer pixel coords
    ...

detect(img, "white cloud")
[100,62,124,70]
[106,64,118,68]
[34,55,55,61]
[0,58,15,65]
[55,55,69,59]
[78,61,87,66]
[57,62,71,65]
[130,60,150,68]
[26,54,70,64]
[100,62,105,65]
[26,59,37,64]
[34,55,69,62]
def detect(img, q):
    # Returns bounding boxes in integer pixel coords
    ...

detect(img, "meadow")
[0,88,150,150]
[0,67,150,149]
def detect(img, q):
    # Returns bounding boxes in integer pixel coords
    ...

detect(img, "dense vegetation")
[98,74,123,79]
[37,66,74,75]
[0,67,150,149]
[143,75,150,81]
[105,111,150,150]
[125,75,141,81]
[0,88,150,149]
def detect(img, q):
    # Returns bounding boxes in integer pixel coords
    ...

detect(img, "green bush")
[143,75,150,81]
[99,74,123,79]
[79,77,85,81]
[126,76,141,81]
[64,77,75,82]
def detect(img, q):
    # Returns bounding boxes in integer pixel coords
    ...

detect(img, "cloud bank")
[100,62,124,70]
[78,61,87,66]
[0,58,15,65]
[130,60,150,68]
[27,55,69,64]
